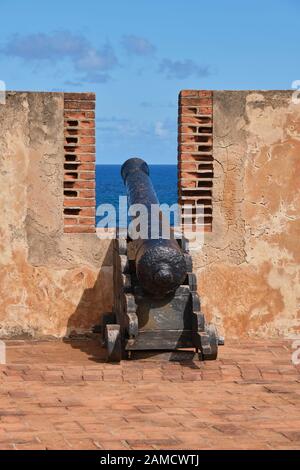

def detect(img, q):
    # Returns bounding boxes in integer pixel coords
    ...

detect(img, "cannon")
[102,157,222,362]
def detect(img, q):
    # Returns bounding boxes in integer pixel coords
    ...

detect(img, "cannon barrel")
[121,157,187,297]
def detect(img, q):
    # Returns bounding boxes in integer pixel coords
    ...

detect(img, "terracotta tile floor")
[0,338,299,450]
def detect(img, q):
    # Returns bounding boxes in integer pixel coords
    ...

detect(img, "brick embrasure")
[63,93,96,233]
[178,90,213,232]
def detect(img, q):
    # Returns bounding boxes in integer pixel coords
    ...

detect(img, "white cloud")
[154,121,169,138]
[121,35,156,56]
[159,58,210,79]
[0,31,118,83]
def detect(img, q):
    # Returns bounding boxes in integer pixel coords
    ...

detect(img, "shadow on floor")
[63,337,107,363]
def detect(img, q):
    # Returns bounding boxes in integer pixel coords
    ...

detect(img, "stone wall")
[190,91,300,339]
[0,92,112,338]
[0,90,299,339]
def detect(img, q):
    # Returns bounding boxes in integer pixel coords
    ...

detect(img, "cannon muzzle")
[121,157,187,297]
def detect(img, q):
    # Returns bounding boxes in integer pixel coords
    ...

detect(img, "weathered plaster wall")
[1,90,299,339]
[0,92,112,338]
[193,91,300,339]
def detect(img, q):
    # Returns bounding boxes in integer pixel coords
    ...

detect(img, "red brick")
[66,181,95,189]
[78,218,95,225]
[178,162,197,171]
[15,443,47,450]
[180,116,213,125]
[64,226,95,233]
[64,92,95,101]
[181,134,212,144]
[64,145,95,153]
[180,155,213,164]
[78,129,95,136]
[82,373,103,381]
[79,208,96,216]
[100,440,129,450]
[64,218,78,225]
[80,120,95,129]
[64,199,94,207]
[79,172,95,180]
[64,111,95,120]
[64,101,95,110]
[179,124,212,134]
[64,119,95,129]
[65,438,98,450]
[79,136,95,145]
[180,172,198,180]
[180,90,212,98]
[180,90,199,97]
[179,106,212,115]
[79,163,95,171]
[180,97,212,107]
[78,190,95,198]
[179,143,212,152]
[76,154,96,162]
[65,127,95,137]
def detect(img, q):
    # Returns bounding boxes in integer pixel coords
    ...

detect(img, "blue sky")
[0,0,299,163]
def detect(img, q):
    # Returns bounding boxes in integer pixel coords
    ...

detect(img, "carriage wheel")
[105,324,122,362]
[101,312,116,346]
[202,323,218,361]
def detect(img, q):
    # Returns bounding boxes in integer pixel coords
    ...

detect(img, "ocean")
[96,164,178,226]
